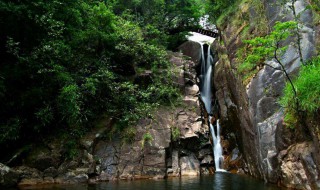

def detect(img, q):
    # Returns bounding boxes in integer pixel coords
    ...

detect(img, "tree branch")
[274,41,297,102]
[262,62,283,71]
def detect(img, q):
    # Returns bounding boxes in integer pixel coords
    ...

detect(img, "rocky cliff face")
[0,51,215,188]
[213,0,320,189]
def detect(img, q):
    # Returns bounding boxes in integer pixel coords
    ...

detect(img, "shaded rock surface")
[92,52,214,180]
[213,0,320,189]
[279,142,320,190]
[0,163,19,187]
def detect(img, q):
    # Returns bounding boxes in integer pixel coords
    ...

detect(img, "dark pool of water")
[17,173,287,190]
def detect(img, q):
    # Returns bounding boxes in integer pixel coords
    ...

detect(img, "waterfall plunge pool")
[17,173,287,190]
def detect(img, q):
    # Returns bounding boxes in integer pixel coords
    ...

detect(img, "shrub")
[142,132,153,148]
[280,56,320,127]
[121,127,137,144]
[171,126,181,141]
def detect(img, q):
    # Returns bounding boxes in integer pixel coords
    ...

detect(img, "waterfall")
[209,119,225,171]
[187,31,224,172]
[199,43,225,172]
[200,45,213,114]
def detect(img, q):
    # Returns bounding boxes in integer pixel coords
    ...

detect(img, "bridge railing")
[192,28,218,38]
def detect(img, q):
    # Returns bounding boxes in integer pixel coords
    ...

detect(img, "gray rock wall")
[247,0,318,188]
[213,0,320,189]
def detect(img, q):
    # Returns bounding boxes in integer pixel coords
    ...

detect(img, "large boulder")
[15,166,43,186]
[279,142,320,190]
[93,109,173,181]
[0,163,19,187]
[180,153,200,176]
[178,41,202,64]
[24,146,61,171]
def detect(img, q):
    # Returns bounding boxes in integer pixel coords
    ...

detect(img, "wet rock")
[230,148,240,162]
[197,148,212,160]
[224,148,244,173]
[0,163,19,187]
[94,141,119,180]
[201,167,215,175]
[24,146,61,171]
[80,117,112,151]
[43,167,58,178]
[180,153,200,176]
[201,155,214,165]
[185,85,199,96]
[178,41,202,64]
[167,150,180,177]
[279,142,320,190]
[15,166,43,186]
[55,170,89,184]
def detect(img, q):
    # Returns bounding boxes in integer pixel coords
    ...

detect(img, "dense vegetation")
[205,0,237,26]
[0,0,204,155]
[280,56,320,128]
[1,0,319,162]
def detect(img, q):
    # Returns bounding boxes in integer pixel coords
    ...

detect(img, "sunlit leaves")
[240,21,298,74]
[280,56,320,127]
[205,0,237,21]
[58,84,82,125]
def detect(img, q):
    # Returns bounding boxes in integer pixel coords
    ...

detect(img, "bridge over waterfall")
[192,28,218,38]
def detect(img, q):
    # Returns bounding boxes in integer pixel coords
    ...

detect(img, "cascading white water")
[187,31,225,172]
[200,45,213,113]
[200,44,225,172]
[209,118,225,171]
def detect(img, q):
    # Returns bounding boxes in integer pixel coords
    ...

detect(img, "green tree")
[280,56,320,127]
[205,0,237,21]
[0,0,180,155]
[240,21,298,100]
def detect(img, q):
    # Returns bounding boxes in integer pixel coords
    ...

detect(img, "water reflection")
[19,173,286,190]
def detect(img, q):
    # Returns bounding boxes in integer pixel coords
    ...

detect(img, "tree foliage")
[0,0,200,152]
[239,21,298,88]
[205,0,237,21]
[280,56,320,128]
